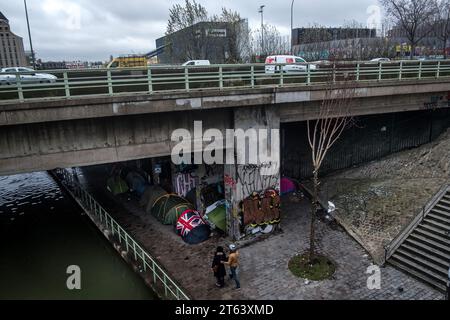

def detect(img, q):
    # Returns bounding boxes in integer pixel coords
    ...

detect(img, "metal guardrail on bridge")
[1,60,450,103]
[53,168,190,300]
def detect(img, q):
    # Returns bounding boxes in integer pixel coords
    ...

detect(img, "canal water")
[0,172,156,299]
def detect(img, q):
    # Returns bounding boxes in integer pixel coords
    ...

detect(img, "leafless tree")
[380,0,438,59]
[434,0,450,58]
[252,24,290,56]
[165,0,209,62]
[306,75,355,260]
[215,8,251,63]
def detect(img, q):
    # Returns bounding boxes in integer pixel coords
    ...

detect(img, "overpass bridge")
[1,60,450,240]
[1,60,450,176]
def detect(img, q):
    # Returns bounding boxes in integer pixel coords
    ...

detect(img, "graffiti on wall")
[236,163,280,200]
[174,172,198,197]
[240,188,281,234]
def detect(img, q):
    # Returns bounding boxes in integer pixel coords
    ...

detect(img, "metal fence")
[1,60,450,103]
[53,168,190,300]
[282,109,450,180]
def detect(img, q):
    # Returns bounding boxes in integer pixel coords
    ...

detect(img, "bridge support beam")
[224,106,281,240]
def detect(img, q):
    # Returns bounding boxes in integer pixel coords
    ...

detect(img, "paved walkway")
[78,167,444,300]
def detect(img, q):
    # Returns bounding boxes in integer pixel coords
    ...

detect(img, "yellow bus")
[106,55,148,68]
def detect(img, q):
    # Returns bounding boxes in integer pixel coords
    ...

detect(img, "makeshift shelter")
[242,189,280,227]
[176,209,211,244]
[281,177,297,195]
[203,200,227,232]
[106,176,129,195]
[139,185,168,213]
[151,194,194,225]
[125,171,148,196]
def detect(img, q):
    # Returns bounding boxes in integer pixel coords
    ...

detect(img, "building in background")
[156,20,249,64]
[292,27,377,47]
[291,27,391,61]
[0,11,27,68]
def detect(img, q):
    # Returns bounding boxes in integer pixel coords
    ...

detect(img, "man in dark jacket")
[211,246,227,288]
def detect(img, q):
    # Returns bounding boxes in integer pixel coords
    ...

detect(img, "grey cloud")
[1,0,380,61]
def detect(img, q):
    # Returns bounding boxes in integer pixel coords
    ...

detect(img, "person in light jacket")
[222,244,240,289]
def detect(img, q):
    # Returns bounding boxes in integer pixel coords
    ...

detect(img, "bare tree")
[253,24,290,56]
[165,0,209,62]
[435,0,450,58]
[215,8,251,63]
[380,0,438,59]
[306,75,355,260]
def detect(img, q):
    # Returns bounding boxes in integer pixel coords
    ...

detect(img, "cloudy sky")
[2,0,382,61]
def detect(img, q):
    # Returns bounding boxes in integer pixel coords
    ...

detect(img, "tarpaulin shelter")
[139,185,168,214]
[151,194,194,225]
[242,189,280,227]
[203,200,227,232]
[176,209,211,244]
[106,176,129,195]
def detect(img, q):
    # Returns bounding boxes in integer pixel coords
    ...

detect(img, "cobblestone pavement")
[235,194,443,300]
[79,167,444,300]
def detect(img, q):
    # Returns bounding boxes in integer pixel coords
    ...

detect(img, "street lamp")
[290,0,294,54]
[24,0,36,69]
[258,5,265,55]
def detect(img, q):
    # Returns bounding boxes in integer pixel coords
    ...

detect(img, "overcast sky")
[2,0,382,61]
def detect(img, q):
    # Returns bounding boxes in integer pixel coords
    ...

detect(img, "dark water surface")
[0,172,156,299]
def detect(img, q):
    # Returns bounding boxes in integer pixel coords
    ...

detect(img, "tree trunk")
[443,39,448,59]
[410,44,415,60]
[308,169,319,261]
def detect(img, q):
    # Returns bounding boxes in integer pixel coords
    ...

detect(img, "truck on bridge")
[106,45,167,68]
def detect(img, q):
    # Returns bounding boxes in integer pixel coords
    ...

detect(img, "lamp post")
[290,0,294,54]
[258,5,265,55]
[24,0,36,69]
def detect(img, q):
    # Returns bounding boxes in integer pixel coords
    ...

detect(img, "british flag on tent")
[176,209,204,236]
[176,209,211,244]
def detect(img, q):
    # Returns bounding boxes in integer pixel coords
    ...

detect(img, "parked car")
[0,67,57,85]
[370,58,391,62]
[182,60,211,66]
[265,55,317,73]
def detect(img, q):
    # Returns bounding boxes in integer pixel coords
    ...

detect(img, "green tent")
[151,194,194,225]
[204,200,226,232]
[106,176,129,195]
[139,185,168,214]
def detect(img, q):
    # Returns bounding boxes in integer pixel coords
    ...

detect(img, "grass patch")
[288,252,336,281]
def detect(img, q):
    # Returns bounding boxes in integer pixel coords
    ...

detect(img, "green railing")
[1,60,450,103]
[53,168,190,300]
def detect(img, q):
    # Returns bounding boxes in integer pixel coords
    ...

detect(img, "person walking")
[223,244,240,289]
[211,246,227,288]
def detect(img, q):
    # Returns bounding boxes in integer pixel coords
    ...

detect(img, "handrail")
[1,60,450,103]
[384,183,450,262]
[52,168,190,300]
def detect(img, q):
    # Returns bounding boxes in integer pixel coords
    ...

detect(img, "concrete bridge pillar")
[224,106,281,240]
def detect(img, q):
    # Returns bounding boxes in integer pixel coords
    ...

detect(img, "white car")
[182,60,211,66]
[0,67,57,85]
[265,55,317,74]
[370,58,391,62]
